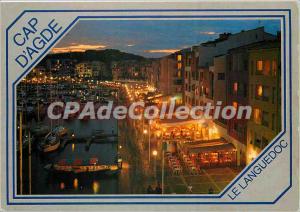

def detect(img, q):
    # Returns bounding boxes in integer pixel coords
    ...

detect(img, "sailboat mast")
[28,131,32,194]
[19,111,23,194]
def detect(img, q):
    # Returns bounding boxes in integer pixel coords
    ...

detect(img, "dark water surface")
[18,118,120,194]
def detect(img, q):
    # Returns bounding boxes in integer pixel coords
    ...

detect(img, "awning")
[179,138,236,154]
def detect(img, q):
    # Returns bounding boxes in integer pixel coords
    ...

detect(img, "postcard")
[0,0,299,211]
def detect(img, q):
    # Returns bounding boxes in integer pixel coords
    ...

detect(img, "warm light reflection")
[60,182,65,190]
[73,178,78,189]
[92,181,100,194]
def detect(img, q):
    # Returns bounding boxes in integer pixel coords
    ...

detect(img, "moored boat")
[52,157,119,174]
[31,124,50,137]
[38,132,60,153]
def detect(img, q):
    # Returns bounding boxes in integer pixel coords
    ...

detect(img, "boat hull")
[52,164,119,174]
[42,140,60,153]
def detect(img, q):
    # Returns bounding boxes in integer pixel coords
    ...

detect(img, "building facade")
[246,41,281,164]
[159,53,183,105]
[75,62,93,78]
[182,27,277,166]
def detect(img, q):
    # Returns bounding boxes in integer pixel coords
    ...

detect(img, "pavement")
[164,167,241,194]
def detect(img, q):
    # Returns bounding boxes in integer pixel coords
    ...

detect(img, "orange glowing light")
[73,178,78,189]
[257,85,263,96]
[60,182,65,190]
[92,181,100,194]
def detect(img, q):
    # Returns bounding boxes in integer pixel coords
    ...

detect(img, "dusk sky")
[52,20,281,58]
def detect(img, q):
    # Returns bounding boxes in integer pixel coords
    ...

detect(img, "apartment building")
[182,27,276,166]
[159,53,183,105]
[246,41,281,164]
[75,62,93,78]
[185,27,276,109]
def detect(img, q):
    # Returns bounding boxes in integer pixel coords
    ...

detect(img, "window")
[256,85,263,97]
[200,72,204,81]
[264,60,271,75]
[177,63,182,70]
[272,60,277,76]
[256,60,263,73]
[272,113,275,130]
[272,87,276,104]
[233,101,238,109]
[195,86,199,95]
[262,111,269,127]
[256,85,269,101]
[251,60,254,75]
[243,83,247,97]
[253,108,262,124]
[261,137,269,149]
[196,72,199,80]
[233,82,238,93]
[177,55,182,62]
[254,134,261,148]
[243,59,248,71]
[217,73,225,80]
[177,70,181,78]
[205,87,209,96]
[263,86,270,101]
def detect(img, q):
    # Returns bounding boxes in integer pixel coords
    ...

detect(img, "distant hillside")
[43,49,146,64]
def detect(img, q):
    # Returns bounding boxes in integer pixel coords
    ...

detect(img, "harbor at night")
[16,20,281,195]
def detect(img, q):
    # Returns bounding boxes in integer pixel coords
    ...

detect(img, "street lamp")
[152,150,158,156]
[148,120,153,163]
[152,150,158,179]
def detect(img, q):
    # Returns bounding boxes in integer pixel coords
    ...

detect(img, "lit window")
[177,55,182,62]
[257,85,263,97]
[233,82,238,93]
[253,108,262,124]
[272,60,277,76]
[264,60,271,75]
[177,70,181,78]
[233,101,238,109]
[177,63,182,69]
[257,60,263,71]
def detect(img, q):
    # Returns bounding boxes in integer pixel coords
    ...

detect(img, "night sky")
[53,19,281,58]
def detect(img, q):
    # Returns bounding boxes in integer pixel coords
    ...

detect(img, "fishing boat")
[52,125,68,137]
[31,124,50,137]
[38,132,60,153]
[52,157,119,174]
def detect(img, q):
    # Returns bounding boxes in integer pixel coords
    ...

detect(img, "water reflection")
[92,181,100,194]
[60,182,65,190]
[21,118,120,194]
[73,178,79,190]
